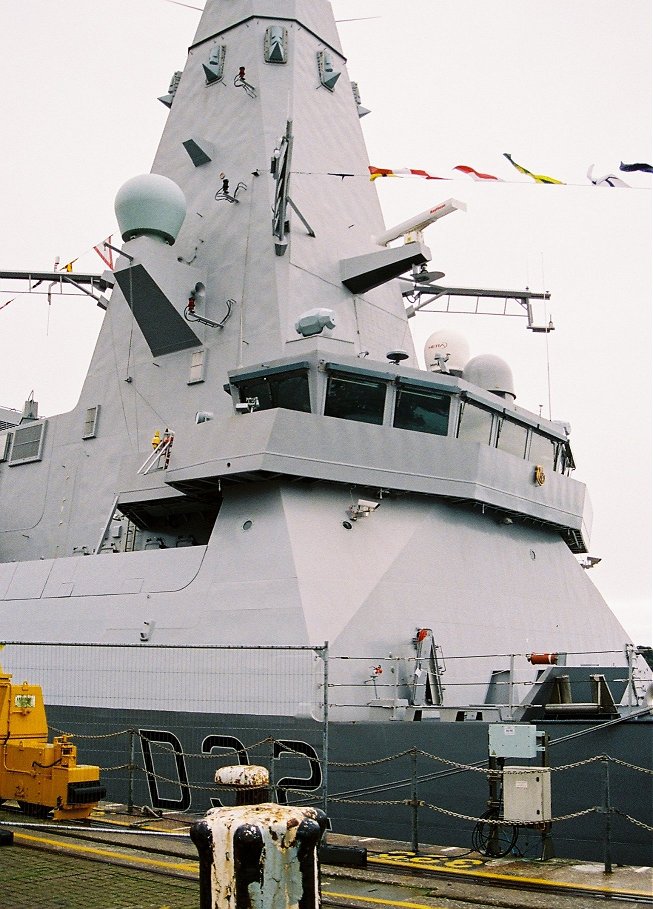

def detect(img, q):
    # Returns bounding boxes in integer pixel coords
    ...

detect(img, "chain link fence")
[1,641,651,865]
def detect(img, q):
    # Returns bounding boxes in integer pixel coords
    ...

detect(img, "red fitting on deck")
[528,652,558,665]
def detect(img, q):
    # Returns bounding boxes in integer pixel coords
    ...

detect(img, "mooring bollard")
[190,765,328,909]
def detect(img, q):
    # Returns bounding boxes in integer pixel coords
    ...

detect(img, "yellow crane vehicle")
[0,658,105,819]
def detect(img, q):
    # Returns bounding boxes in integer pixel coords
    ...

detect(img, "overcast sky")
[0,1,650,643]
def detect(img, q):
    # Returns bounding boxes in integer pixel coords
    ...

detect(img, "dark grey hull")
[48,705,653,866]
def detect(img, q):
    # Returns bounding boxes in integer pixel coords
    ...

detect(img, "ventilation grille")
[0,432,12,462]
[83,405,100,439]
[9,421,46,465]
[188,349,206,385]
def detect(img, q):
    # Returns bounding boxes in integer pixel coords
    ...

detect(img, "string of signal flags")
[2,154,650,314]
[369,155,652,187]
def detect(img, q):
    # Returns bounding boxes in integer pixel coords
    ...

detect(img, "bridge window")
[238,370,311,413]
[556,441,574,475]
[457,401,494,444]
[529,430,557,470]
[393,387,450,436]
[324,373,386,425]
[497,417,528,459]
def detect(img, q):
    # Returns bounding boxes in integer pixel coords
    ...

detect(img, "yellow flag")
[503,153,564,184]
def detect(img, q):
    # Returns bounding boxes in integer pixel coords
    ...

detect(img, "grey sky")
[0,0,650,642]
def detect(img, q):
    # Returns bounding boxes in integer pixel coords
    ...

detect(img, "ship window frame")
[230,360,311,384]
[456,400,495,445]
[324,371,387,426]
[236,368,311,414]
[8,420,46,466]
[528,429,557,471]
[393,385,451,436]
[496,416,528,459]
[555,440,575,475]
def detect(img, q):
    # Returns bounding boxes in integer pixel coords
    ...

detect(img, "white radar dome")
[424,329,470,376]
[463,354,516,400]
[115,173,187,245]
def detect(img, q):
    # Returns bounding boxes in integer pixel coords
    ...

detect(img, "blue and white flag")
[587,165,629,187]
[619,161,653,174]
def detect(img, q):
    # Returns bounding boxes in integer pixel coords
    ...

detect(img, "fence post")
[411,747,419,854]
[508,653,515,720]
[321,642,329,822]
[487,755,502,858]
[269,736,276,802]
[127,728,136,815]
[626,644,634,710]
[602,756,612,874]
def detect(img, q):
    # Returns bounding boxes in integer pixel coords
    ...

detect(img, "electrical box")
[503,767,551,823]
[488,724,538,759]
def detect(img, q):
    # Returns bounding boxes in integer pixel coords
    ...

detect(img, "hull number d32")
[139,729,321,810]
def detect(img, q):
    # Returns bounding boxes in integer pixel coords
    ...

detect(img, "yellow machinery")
[0,660,105,819]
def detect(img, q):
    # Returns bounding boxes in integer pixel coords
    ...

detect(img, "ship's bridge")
[118,352,592,554]
[224,353,574,479]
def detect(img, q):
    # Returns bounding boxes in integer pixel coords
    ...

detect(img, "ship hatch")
[117,491,221,545]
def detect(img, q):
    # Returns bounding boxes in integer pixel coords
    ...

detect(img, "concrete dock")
[1,806,651,909]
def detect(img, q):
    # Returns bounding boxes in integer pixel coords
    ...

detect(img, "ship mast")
[128,0,420,368]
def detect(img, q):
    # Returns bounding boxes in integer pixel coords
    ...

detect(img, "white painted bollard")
[214,764,271,805]
[190,766,327,909]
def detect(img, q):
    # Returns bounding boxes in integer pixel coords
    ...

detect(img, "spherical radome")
[424,329,470,375]
[463,354,516,399]
[114,173,187,245]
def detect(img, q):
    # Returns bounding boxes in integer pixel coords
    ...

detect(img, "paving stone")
[0,846,199,909]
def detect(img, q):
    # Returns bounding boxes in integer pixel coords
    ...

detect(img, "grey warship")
[1,0,651,864]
